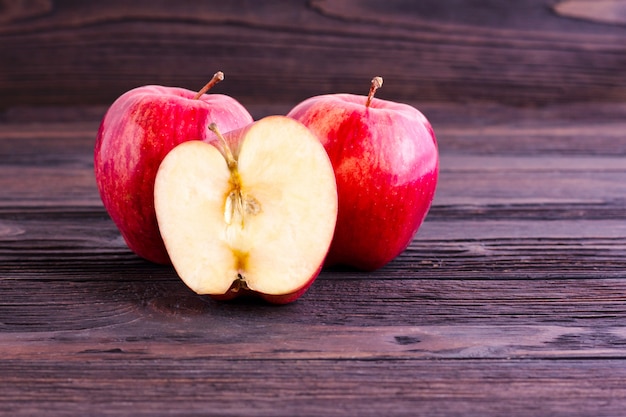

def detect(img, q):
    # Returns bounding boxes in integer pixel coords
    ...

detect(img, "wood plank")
[2,268,626,328]
[3,207,626,279]
[2,104,626,208]
[1,1,625,108]
[0,358,624,417]
[5,315,626,360]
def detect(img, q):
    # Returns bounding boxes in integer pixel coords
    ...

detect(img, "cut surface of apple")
[154,116,338,303]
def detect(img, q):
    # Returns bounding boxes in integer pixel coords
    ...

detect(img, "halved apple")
[154,115,338,304]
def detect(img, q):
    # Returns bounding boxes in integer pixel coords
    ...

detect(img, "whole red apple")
[94,72,253,264]
[287,77,439,271]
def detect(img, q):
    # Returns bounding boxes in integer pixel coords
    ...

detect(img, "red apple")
[287,77,439,271]
[94,72,254,264]
[154,116,338,304]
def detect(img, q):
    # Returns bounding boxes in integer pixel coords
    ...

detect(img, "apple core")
[209,122,263,286]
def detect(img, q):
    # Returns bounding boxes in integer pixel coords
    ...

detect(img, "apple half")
[154,116,338,304]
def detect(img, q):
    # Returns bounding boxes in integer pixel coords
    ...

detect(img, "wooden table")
[2,2,626,416]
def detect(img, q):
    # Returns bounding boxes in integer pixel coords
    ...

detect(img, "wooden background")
[2,1,626,416]
[2,0,626,111]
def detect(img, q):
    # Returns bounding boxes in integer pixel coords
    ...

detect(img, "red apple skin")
[258,263,322,304]
[287,94,439,271]
[94,85,253,264]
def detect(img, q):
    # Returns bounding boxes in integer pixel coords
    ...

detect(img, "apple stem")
[365,76,384,107]
[208,122,237,171]
[193,71,225,100]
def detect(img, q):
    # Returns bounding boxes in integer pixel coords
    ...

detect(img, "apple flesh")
[94,73,253,264]
[153,115,338,304]
[287,77,439,271]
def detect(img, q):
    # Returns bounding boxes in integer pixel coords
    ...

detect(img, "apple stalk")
[365,76,384,107]
[194,71,225,100]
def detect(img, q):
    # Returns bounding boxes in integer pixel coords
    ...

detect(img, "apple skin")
[94,85,253,264]
[287,93,439,271]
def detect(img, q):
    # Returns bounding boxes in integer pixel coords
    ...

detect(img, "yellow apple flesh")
[154,116,338,304]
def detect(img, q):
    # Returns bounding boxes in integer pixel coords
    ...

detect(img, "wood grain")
[1,100,626,415]
[2,1,626,416]
[2,358,624,417]
[1,0,625,109]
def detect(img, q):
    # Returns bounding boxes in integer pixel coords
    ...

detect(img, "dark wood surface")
[2,1,626,416]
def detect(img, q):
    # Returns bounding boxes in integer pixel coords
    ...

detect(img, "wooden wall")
[2,0,625,114]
